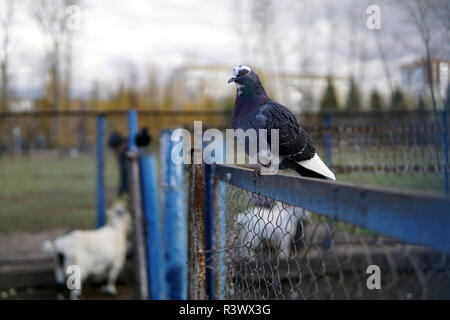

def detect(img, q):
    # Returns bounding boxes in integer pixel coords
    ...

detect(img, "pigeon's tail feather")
[295,154,336,180]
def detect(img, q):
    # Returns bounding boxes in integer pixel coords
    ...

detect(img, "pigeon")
[228,65,336,180]
[135,127,152,148]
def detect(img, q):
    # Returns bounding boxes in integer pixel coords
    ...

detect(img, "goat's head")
[107,200,131,232]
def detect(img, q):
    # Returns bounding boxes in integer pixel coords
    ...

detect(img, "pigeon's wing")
[255,101,315,162]
[255,101,335,180]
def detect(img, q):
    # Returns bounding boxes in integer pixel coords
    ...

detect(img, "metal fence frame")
[196,163,450,300]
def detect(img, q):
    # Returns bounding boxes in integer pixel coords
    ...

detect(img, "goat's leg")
[101,263,122,295]
[70,289,81,300]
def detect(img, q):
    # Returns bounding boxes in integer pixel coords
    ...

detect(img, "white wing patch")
[297,154,336,180]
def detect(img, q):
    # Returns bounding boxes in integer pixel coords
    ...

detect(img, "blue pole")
[216,140,226,300]
[160,129,187,300]
[204,139,226,299]
[140,154,166,299]
[216,177,226,299]
[204,163,214,299]
[96,115,105,228]
[127,109,138,150]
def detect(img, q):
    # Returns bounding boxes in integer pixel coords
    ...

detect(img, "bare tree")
[428,0,450,59]
[230,0,250,63]
[63,27,73,110]
[31,0,79,111]
[347,2,369,107]
[295,0,315,75]
[357,40,368,105]
[397,0,446,118]
[251,0,275,69]
[250,0,288,103]
[346,3,358,79]
[0,0,14,111]
[63,1,80,110]
[324,1,338,76]
[373,31,394,94]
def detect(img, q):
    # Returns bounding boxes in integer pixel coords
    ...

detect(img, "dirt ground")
[1,284,136,300]
[0,228,68,260]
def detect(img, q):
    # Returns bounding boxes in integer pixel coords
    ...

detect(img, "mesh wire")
[213,184,450,300]
[305,117,449,196]
[0,113,131,236]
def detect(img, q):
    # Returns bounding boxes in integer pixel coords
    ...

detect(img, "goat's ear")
[113,207,124,216]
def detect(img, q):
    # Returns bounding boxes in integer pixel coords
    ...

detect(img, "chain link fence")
[0,112,127,237]
[0,110,230,234]
[214,184,449,300]
[1,109,449,300]
[197,109,450,300]
[304,111,449,196]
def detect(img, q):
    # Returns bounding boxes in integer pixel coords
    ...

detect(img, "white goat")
[235,201,310,260]
[42,201,131,299]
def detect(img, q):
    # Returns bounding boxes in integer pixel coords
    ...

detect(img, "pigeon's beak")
[227,77,236,84]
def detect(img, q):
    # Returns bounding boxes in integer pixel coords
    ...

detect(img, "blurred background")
[0,0,448,299]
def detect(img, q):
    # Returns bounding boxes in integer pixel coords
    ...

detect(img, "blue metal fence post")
[204,163,214,299]
[160,129,187,299]
[324,113,333,166]
[216,174,226,299]
[205,138,226,299]
[140,153,166,299]
[96,114,105,228]
[127,109,138,150]
[127,109,150,299]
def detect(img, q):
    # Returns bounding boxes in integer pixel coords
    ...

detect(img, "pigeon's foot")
[247,163,279,176]
[258,166,279,175]
[245,163,262,176]
[244,163,259,171]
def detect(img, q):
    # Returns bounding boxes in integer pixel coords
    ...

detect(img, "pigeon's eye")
[242,71,247,76]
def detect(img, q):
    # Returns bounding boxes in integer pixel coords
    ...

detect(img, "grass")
[0,153,118,233]
[336,172,445,195]
[0,151,446,233]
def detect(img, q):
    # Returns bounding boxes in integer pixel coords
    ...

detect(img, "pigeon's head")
[227,65,258,85]
[228,65,268,101]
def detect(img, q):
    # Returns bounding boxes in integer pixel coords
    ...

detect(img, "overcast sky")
[2,0,445,99]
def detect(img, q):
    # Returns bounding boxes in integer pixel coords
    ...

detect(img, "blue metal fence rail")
[202,163,450,299]
[212,164,450,256]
